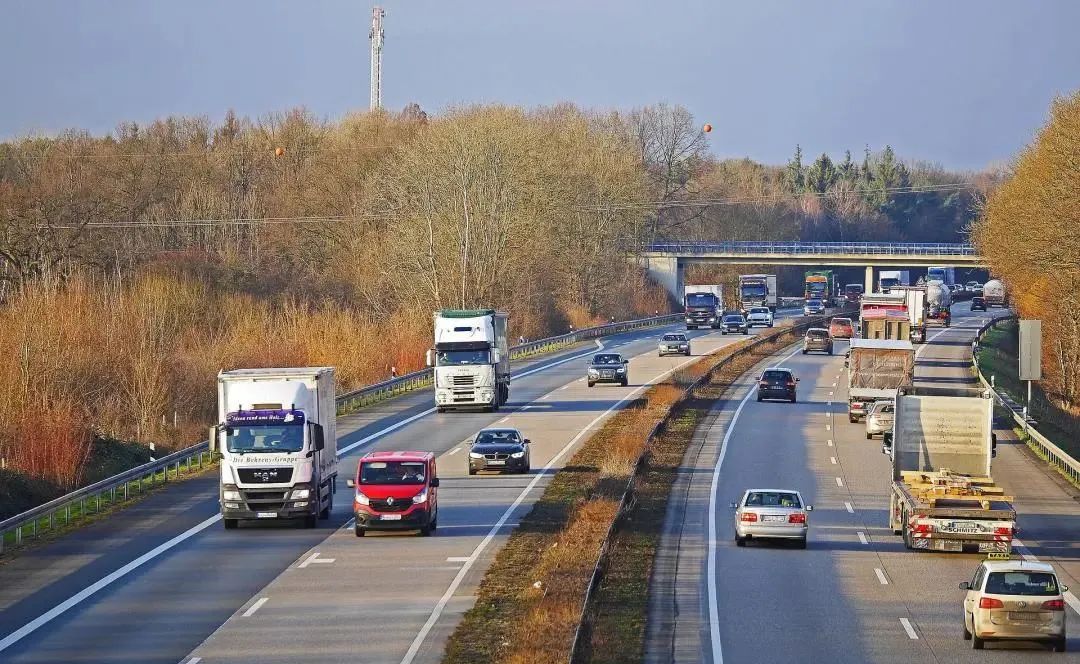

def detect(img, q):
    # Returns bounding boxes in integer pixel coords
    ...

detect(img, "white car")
[732,489,812,548]
[745,306,774,328]
[960,559,1068,651]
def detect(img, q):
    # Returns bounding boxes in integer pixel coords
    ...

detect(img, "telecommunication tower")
[369,6,385,110]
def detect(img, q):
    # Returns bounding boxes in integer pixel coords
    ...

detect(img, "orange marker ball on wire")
[703,123,712,133]
[274,147,285,157]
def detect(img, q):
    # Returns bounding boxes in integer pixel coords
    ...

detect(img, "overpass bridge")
[641,241,986,298]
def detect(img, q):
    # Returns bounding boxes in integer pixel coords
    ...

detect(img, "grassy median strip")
[443,324,806,664]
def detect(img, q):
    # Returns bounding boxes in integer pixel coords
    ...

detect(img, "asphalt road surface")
[646,307,1080,663]
[0,312,800,664]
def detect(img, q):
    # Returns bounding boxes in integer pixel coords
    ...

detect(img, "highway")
[0,313,797,664]
[646,307,1080,663]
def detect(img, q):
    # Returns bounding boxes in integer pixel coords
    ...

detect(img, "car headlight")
[510,451,525,459]
[354,491,370,505]
[412,489,428,504]
[469,452,484,459]
[289,488,311,500]
[223,490,241,501]
[588,368,599,376]
[616,367,626,373]
[708,317,716,322]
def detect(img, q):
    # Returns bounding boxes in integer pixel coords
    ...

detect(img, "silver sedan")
[732,489,812,548]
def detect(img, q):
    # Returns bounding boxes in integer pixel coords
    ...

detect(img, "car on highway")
[757,367,798,403]
[745,306,774,328]
[829,317,854,339]
[802,328,833,355]
[966,281,983,295]
[720,313,749,335]
[804,298,825,316]
[732,489,812,548]
[960,559,1068,652]
[971,296,987,312]
[467,428,531,475]
[587,352,629,387]
[658,333,691,356]
[348,451,439,537]
[865,400,894,439]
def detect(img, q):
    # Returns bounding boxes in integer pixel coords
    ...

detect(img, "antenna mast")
[369,6,385,111]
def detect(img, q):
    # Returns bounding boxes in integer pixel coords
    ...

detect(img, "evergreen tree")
[805,153,837,194]
[785,144,805,193]
[837,149,856,182]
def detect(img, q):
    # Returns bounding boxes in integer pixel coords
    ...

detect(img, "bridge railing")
[0,313,682,553]
[973,318,1080,487]
[647,241,977,256]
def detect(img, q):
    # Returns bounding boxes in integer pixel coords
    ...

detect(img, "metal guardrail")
[973,318,1080,486]
[1,313,683,553]
[647,241,978,256]
[568,308,849,662]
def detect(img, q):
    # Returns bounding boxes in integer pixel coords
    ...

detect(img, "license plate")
[381,514,402,521]
[762,515,787,522]
[487,459,506,465]
[1008,612,1040,621]
[257,512,277,519]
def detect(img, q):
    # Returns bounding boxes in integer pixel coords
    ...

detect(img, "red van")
[347,451,440,537]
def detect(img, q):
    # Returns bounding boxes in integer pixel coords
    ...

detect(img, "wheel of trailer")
[902,524,913,549]
[303,515,317,529]
[224,518,238,530]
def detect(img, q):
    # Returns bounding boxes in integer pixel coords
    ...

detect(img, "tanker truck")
[982,279,1008,308]
[926,280,952,328]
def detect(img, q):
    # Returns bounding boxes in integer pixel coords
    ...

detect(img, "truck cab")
[430,309,510,413]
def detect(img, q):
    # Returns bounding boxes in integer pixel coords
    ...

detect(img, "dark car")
[468,428,531,475]
[720,314,749,335]
[802,328,833,354]
[587,353,628,387]
[757,367,798,403]
[970,296,987,312]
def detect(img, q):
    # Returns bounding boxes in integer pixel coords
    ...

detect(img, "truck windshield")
[359,461,427,485]
[437,349,490,365]
[807,283,826,293]
[685,294,717,307]
[225,424,304,453]
[740,284,767,298]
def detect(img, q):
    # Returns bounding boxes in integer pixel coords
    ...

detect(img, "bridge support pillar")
[644,255,683,303]
[865,265,875,294]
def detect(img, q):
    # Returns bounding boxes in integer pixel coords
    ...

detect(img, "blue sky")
[3,0,1079,169]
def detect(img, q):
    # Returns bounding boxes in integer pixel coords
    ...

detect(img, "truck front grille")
[242,490,288,510]
[237,468,294,484]
[452,375,475,386]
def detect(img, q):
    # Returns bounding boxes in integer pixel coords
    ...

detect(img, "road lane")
[648,307,1080,663]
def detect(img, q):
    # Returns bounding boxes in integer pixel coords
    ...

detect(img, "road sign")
[1018,319,1042,381]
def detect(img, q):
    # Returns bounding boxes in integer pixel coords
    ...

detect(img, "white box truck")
[212,367,338,529]
[878,270,910,293]
[890,285,928,343]
[884,386,1014,554]
[428,309,510,413]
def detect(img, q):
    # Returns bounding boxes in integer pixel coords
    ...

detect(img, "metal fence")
[648,241,977,256]
[973,318,1080,486]
[0,313,682,553]
[569,308,848,662]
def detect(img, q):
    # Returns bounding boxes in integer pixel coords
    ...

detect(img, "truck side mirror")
[425,349,435,368]
[208,425,218,454]
[312,423,325,451]
[493,349,502,363]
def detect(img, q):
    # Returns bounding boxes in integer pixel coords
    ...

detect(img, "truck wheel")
[223,518,238,530]
[437,406,446,414]
[319,488,333,519]
[354,525,365,537]
[303,515,317,529]
[802,349,807,355]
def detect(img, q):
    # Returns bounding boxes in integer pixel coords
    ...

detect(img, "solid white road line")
[242,597,269,617]
[844,502,854,513]
[857,532,869,545]
[446,557,471,563]
[401,334,728,664]
[875,568,889,585]
[448,447,461,455]
[899,618,919,640]
[835,477,844,487]
[0,513,221,653]
[184,658,202,664]
[707,344,803,664]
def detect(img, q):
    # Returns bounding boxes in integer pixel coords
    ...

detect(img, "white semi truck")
[212,367,338,529]
[884,386,1014,554]
[983,279,1008,308]
[878,270,910,293]
[737,274,778,313]
[429,309,510,413]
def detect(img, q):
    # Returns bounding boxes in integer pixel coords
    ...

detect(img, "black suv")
[720,314,749,335]
[970,296,987,312]
[587,353,628,387]
[757,367,798,403]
